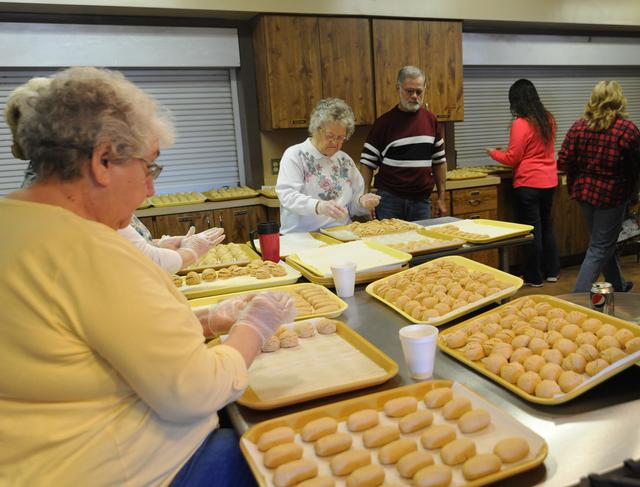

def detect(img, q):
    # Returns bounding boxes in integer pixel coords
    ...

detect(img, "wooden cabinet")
[253,15,374,129]
[137,216,157,238]
[154,211,213,237]
[371,19,463,121]
[212,206,267,243]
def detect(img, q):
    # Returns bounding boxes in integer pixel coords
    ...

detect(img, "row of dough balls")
[289,286,343,317]
[205,186,257,199]
[149,192,204,204]
[176,261,287,286]
[383,237,457,253]
[446,169,485,180]
[374,261,513,320]
[183,243,249,270]
[255,387,530,487]
[262,319,338,352]
[347,219,419,237]
[443,297,640,398]
[430,224,490,240]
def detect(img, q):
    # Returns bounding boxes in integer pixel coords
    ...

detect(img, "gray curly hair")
[397,65,426,87]
[308,97,355,140]
[17,67,174,181]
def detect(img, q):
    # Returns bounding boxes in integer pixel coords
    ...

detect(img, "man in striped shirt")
[360,65,448,221]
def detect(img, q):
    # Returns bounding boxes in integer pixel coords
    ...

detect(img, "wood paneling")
[137,216,157,238]
[319,17,374,125]
[213,205,267,243]
[154,211,213,237]
[451,186,497,214]
[372,19,421,116]
[552,185,590,257]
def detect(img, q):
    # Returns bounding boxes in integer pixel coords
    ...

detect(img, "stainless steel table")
[556,292,640,324]
[226,287,640,487]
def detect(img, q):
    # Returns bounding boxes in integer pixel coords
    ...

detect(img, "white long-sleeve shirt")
[276,138,369,234]
[118,224,183,274]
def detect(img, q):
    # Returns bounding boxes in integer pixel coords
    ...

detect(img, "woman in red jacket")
[487,79,560,287]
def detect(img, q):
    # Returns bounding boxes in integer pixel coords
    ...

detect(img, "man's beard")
[400,99,421,112]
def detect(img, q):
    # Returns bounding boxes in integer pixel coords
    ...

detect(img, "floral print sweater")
[276,138,368,234]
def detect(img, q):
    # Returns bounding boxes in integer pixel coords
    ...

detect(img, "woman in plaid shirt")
[558,80,640,292]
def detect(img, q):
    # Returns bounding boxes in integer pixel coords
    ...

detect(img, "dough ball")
[424,387,453,409]
[565,310,587,325]
[516,371,542,395]
[511,335,531,349]
[581,317,603,332]
[553,338,578,357]
[576,344,599,362]
[294,322,315,338]
[561,352,587,373]
[601,347,626,363]
[539,362,563,381]
[614,328,635,345]
[560,324,581,341]
[171,275,183,287]
[541,348,563,365]
[558,370,584,393]
[462,453,502,481]
[545,330,564,346]
[482,353,508,375]
[440,438,476,466]
[444,330,467,349]
[457,409,491,433]
[510,347,533,364]
[420,424,457,449]
[493,437,530,463]
[413,464,452,487]
[279,331,299,348]
[535,379,562,398]
[596,335,621,352]
[185,271,201,285]
[528,337,549,355]
[315,318,338,335]
[523,354,546,373]
[596,323,618,338]
[625,337,640,353]
[500,362,525,384]
[576,331,598,347]
[585,358,610,376]
[262,335,280,353]
[442,396,472,420]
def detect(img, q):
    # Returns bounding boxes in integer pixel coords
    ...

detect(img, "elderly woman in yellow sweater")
[0,67,294,486]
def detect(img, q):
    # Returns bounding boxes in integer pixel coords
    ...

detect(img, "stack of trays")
[241,381,547,486]
[320,218,422,242]
[204,186,259,201]
[361,229,464,256]
[438,295,640,404]
[148,192,206,207]
[426,219,533,244]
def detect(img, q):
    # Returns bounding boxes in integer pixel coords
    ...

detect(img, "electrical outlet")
[270,158,280,175]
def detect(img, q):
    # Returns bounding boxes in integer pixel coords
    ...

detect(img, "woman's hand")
[229,292,296,346]
[316,200,348,220]
[195,294,255,337]
[359,193,381,209]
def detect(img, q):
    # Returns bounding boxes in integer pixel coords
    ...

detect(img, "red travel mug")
[250,222,280,263]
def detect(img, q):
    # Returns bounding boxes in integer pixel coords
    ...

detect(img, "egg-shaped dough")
[575,331,598,347]
[481,322,501,338]
[561,352,587,373]
[434,302,451,316]
[523,354,546,373]
[553,338,578,357]
[463,342,485,361]
[596,324,617,338]
[511,335,531,349]
[545,330,564,346]
[510,347,533,364]
[492,342,514,360]
[500,362,525,384]
[384,288,402,302]
[546,307,566,319]
[493,437,530,463]
[481,338,503,357]
[395,295,411,309]
[558,370,584,393]
[580,317,603,332]
[560,324,581,341]
[535,379,562,398]
[424,387,453,409]
[585,358,610,376]
[565,310,587,325]
[499,314,518,329]
[523,327,545,339]
[625,337,640,353]
[539,362,563,381]
[442,396,472,420]
[404,300,422,316]
[528,337,549,355]
[519,308,538,320]
[614,328,635,346]
[601,347,626,363]
[444,330,467,349]
[422,296,439,309]
[529,316,549,332]
[422,309,440,320]
[548,318,569,332]
[596,335,621,352]
[541,348,564,365]
[516,371,542,395]
[576,344,599,362]
[482,354,508,375]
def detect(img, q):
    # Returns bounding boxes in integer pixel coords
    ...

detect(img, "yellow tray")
[287,258,409,287]
[468,165,512,174]
[178,243,260,274]
[216,320,398,410]
[365,256,523,326]
[148,192,207,207]
[189,283,348,320]
[241,380,548,487]
[446,170,487,180]
[426,219,533,244]
[178,261,301,300]
[320,219,422,242]
[362,228,465,256]
[204,186,259,202]
[136,198,151,209]
[258,188,277,199]
[438,295,640,405]
[248,232,343,259]
[286,241,412,279]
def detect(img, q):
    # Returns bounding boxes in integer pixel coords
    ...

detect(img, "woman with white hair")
[276,97,380,233]
[0,67,294,486]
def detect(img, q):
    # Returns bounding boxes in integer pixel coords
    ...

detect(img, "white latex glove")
[359,193,381,209]
[229,292,296,346]
[179,227,225,261]
[316,200,348,220]
[158,226,195,250]
[203,294,254,336]
[195,227,226,244]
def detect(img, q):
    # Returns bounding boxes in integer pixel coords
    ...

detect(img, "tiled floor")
[514,254,640,298]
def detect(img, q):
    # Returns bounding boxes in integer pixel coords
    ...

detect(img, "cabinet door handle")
[469,190,481,196]
[467,199,481,206]
[289,119,308,126]
[468,214,481,219]
[218,216,224,227]
[233,210,248,216]
[205,216,211,228]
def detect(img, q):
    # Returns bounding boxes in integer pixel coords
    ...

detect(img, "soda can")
[590,282,615,315]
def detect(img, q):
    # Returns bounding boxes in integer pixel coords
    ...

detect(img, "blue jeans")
[170,428,257,487]
[574,201,628,292]
[375,189,431,222]
[514,187,561,284]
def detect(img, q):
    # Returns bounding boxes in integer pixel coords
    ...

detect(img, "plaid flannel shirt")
[557,117,640,208]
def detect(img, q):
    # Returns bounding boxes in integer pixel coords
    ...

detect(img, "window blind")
[456,66,640,167]
[0,67,244,196]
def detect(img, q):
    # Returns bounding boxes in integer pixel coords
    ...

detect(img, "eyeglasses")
[137,158,164,180]
[322,129,347,143]
[402,88,424,97]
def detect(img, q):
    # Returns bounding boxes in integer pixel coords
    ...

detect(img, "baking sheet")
[320,219,422,242]
[426,219,533,244]
[177,261,301,299]
[362,229,465,256]
[188,283,348,320]
[446,169,487,180]
[204,186,259,201]
[286,240,412,278]
[217,319,397,409]
[251,232,342,258]
[286,259,410,288]
[241,381,547,487]
[366,256,523,327]
[148,192,206,207]
[438,295,640,405]
[178,243,259,274]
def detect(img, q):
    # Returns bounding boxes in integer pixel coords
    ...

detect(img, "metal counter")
[226,287,640,487]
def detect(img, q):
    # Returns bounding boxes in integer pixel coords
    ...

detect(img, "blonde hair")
[4,77,51,160]
[582,80,628,131]
[18,67,174,181]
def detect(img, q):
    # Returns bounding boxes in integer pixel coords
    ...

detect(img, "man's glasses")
[402,88,424,97]
[322,130,346,143]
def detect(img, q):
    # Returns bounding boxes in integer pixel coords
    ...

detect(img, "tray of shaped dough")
[215,319,398,410]
[204,186,259,201]
[438,295,640,405]
[136,198,151,209]
[366,256,523,327]
[148,191,206,207]
[361,228,465,256]
[240,380,547,487]
[466,165,512,175]
[251,232,342,259]
[259,187,278,199]
[174,260,301,299]
[320,219,422,242]
[189,283,348,321]
[178,243,259,274]
[425,220,533,244]
[446,169,487,181]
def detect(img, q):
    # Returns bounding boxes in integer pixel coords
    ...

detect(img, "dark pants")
[514,187,561,284]
[376,189,431,222]
[170,428,257,487]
